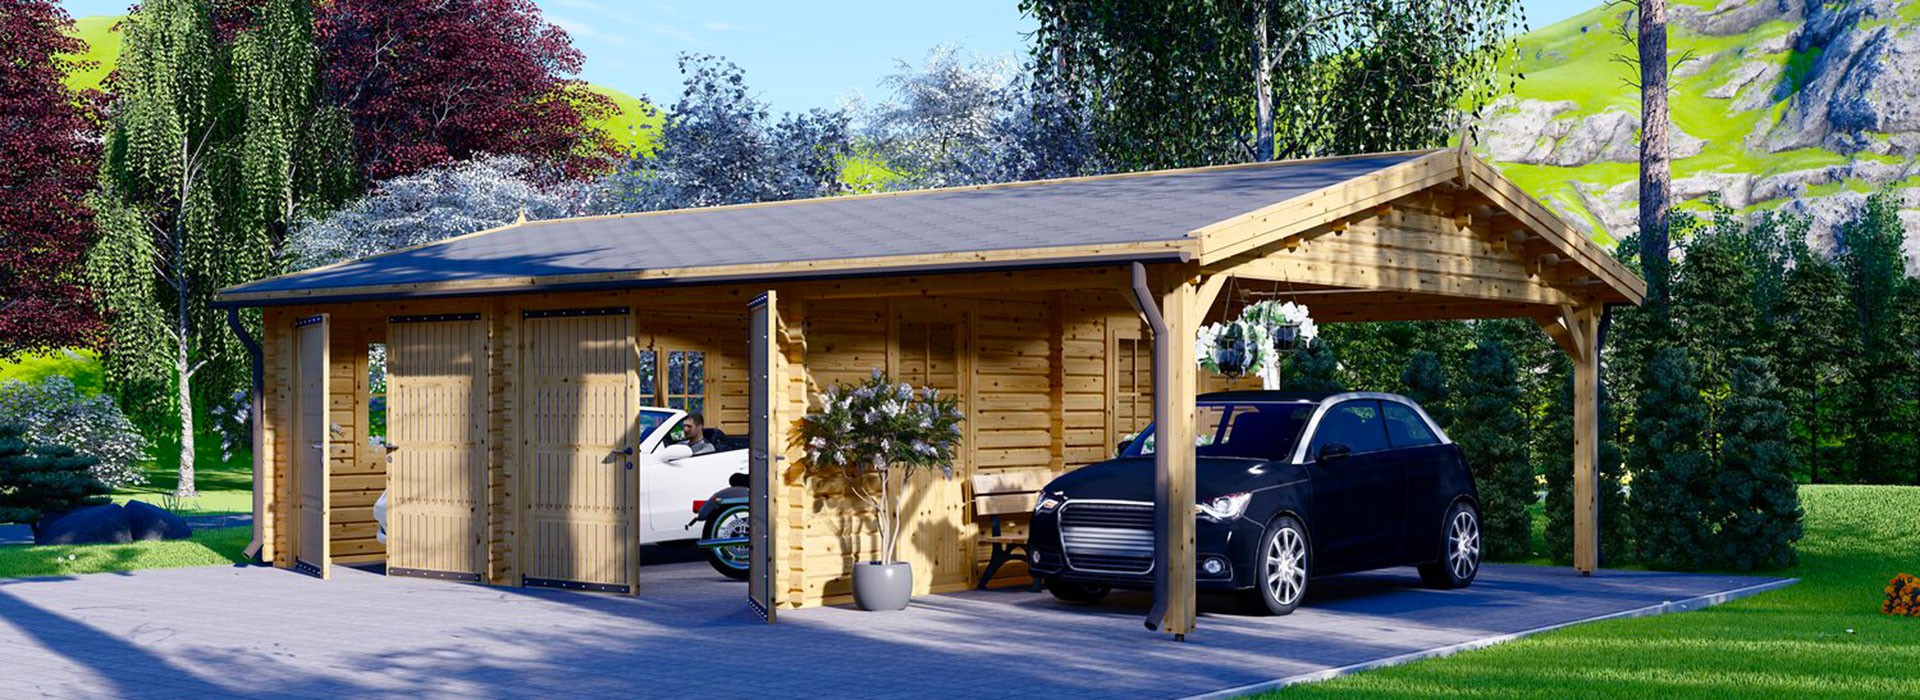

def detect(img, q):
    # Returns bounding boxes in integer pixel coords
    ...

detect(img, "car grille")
[1058,501,1154,575]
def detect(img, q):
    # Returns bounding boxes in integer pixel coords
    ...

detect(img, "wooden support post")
[1135,264,1225,640]
[1568,304,1603,574]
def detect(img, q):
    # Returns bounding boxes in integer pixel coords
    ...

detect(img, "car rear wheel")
[1045,579,1111,604]
[1248,516,1309,616]
[702,504,751,580]
[1419,501,1481,589]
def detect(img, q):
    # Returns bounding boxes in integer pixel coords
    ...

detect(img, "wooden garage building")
[217,148,1643,636]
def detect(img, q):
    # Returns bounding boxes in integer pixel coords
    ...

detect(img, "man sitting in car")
[680,412,716,455]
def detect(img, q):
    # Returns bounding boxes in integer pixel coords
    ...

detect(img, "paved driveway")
[0,554,1789,699]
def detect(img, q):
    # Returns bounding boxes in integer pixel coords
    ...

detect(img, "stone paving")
[0,554,1790,699]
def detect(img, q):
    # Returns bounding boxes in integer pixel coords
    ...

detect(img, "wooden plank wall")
[635,307,751,434]
[329,319,386,564]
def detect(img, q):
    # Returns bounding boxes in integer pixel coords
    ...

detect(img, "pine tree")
[1452,337,1533,561]
[1542,359,1631,566]
[1838,192,1918,484]
[1400,350,1450,428]
[1628,347,1716,570]
[1712,357,1802,570]
[1282,339,1343,392]
[0,425,109,526]
[1775,233,1852,482]
[1673,205,1760,400]
[87,0,350,497]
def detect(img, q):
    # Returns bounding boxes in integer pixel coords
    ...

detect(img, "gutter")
[1127,262,1177,637]
[211,249,1195,309]
[227,308,267,563]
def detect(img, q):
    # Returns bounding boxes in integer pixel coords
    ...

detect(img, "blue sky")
[60,0,1597,115]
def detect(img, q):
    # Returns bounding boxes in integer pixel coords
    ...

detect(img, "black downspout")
[228,307,266,563]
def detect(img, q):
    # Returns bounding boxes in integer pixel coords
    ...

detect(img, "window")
[665,350,706,415]
[638,349,658,403]
[1111,332,1152,447]
[367,343,387,444]
[1124,402,1313,460]
[1308,400,1390,455]
[1382,402,1440,448]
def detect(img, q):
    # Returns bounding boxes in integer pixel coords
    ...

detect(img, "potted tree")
[798,370,965,611]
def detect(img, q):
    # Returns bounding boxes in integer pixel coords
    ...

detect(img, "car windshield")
[1122,402,1315,460]
[635,408,679,444]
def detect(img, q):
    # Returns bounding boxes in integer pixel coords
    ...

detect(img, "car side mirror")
[658,443,695,461]
[1116,440,1131,457]
[1316,443,1352,464]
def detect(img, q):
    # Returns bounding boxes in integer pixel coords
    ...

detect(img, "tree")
[1614,0,1674,322]
[1712,357,1802,570]
[1399,350,1450,428]
[0,425,109,526]
[87,0,348,497]
[1771,223,1848,481]
[1672,204,1761,405]
[605,55,852,212]
[1628,347,1716,570]
[0,377,151,489]
[1452,337,1533,561]
[866,44,1099,188]
[287,154,601,268]
[1021,0,1524,169]
[1837,192,1919,484]
[315,0,617,180]
[1281,339,1343,392]
[0,0,104,355]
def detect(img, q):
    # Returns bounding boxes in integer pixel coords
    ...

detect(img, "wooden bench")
[971,469,1055,590]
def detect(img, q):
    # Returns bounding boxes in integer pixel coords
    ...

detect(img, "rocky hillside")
[1481,0,1920,268]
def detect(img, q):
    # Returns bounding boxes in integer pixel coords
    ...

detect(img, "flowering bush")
[798,370,964,564]
[0,377,149,488]
[1885,573,1920,617]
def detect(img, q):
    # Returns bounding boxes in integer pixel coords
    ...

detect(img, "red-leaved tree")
[0,0,104,355]
[316,0,618,180]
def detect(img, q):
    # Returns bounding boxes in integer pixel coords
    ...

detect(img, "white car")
[376,407,749,570]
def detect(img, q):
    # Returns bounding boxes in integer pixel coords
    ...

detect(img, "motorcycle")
[688,472,751,580]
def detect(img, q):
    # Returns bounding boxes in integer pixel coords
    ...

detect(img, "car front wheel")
[1249,516,1309,616]
[1419,501,1481,589]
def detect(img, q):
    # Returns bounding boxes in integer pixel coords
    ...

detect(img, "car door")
[1379,400,1448,562]
[1304,400,1404,569]
[644,447,743,537]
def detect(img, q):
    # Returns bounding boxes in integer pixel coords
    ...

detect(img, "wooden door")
[293,314,331,578]
[386,314,488,581]
[895,313,969,591]
[522,308,640,593]
[747,292,777,622]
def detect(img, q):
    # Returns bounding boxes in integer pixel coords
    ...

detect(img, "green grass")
[1261,485,1920,699]
[586,84,662,156]
[63,14,121,93]
[0,526,250,579]
[0,348,103,395]
[119,444,254,516]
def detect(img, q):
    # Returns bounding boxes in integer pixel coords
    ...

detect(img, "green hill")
[1482,0,1920,256]
[61,14,658,159]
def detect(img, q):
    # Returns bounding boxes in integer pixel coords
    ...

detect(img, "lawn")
[0,526,250,579]
[1265,485,1920,699]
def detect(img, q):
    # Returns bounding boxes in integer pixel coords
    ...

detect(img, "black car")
[1027,391,1481,615]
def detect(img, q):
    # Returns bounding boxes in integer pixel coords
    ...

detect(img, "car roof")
[1197,390,1344,403]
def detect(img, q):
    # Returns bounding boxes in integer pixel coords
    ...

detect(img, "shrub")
[0,424,110,525]
[0,376,150,488]
[1629,347,1717,570]
[1885,573,1920,617]
[1452,338,1533,561]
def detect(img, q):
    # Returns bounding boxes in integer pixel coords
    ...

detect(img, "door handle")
[620,446,634,456]
[307,442,324,449]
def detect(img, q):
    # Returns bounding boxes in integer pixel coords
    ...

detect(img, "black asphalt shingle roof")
[225,151,1431,301]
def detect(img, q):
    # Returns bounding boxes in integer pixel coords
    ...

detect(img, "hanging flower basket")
[1197,300,1319,388]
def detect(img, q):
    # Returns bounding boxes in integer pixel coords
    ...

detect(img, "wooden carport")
[216,148,1641,638]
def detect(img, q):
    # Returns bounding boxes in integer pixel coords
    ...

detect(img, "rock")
[1546,109,1707,166]
[1673,0,1810,37]
[35,504,131,546]
[1708,60,1784,111]
[1478,96,1577,163]
[1764,1,1920,154]
[123,500,192,541]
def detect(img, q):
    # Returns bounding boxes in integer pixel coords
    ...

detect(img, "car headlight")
[1196,492,1252,521]
[1035,495,1062,514]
